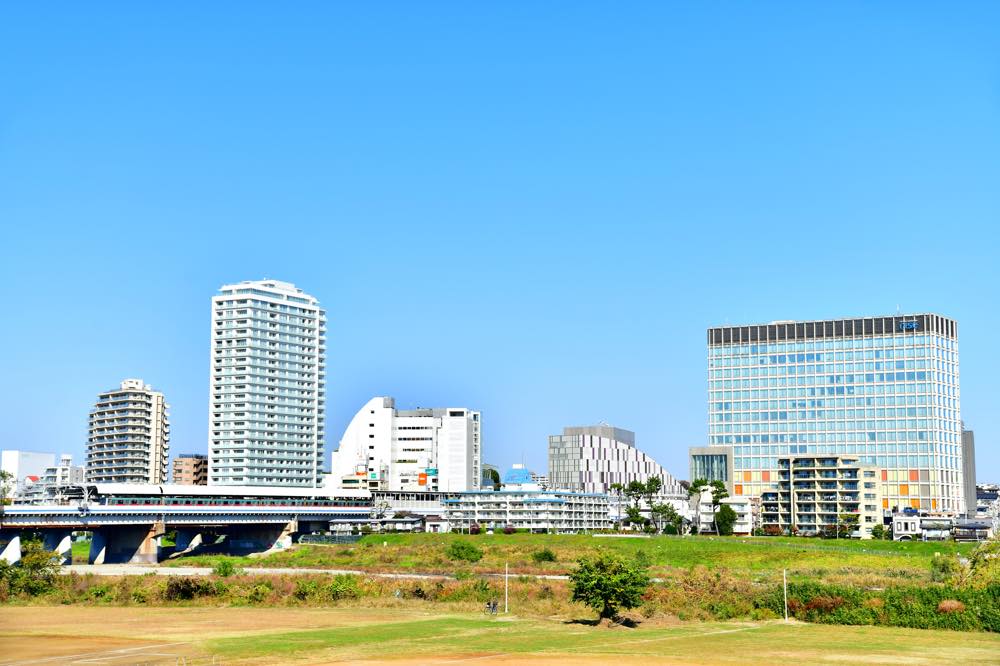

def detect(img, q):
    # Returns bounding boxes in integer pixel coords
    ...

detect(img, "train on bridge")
[68,483,373,509]
[1,484,377,566]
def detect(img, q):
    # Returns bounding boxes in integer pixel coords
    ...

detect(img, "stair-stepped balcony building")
[443,491,610,533]
[761,455,882,538]
[86,379,169,484]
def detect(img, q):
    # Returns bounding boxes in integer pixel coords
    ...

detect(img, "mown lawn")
[204,611,1000,664]
[168,532,974,586]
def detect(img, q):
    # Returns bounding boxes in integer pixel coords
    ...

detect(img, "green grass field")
[170,532,973,586]
[7,606,998,665]
[203,611,1000,664]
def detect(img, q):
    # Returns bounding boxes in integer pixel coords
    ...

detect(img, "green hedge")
[760,581,1000,632]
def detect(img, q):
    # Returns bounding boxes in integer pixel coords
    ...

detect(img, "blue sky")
[0,4,997,481]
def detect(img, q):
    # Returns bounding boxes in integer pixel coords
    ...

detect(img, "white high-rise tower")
[209,280,326,486]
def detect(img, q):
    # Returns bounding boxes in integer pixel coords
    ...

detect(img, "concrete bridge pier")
[90,521,165,564]
[228,519,298,557]
[169,528,204,558]
[42,530,74,565]
[1,533,21,564]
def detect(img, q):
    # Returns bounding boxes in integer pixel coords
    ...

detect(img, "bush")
[446,540,483,563]
[532,548,557,563]
[930,555,961,583]
[0,541,58,596]
[763,525,784,537]
[163,577,215,601]
[715,505,737,536]
[294,579,321,600]
[246,583,272,603]
[768,581,1000,632]
[212,559,243,578]
[327,574,359,601]
[503,525,516,535]
[938,599,965,613]
[469,524,481,535]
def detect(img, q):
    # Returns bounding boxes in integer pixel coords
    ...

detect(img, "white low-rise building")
[444,490,610,533]
[688,488,754,535]
[2,450,56,497]
[18,455,84,504]
[330,397,481,493]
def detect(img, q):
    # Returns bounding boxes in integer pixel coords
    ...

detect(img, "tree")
[625,481,645,510]
[485,468,501,491]
[569,553,650,621]
[870,524,886,540]
[687,478,708,498]
[709,480,729,506]
[642,477,662,504]
[838,513,859,539]
[624,505,647,530]
[715,504,737,536]
[609,483,625,529]
[651,503,681,534]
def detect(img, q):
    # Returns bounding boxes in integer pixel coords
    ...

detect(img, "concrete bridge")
[0,504,371,565]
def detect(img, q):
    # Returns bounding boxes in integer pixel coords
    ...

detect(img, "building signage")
[899,321,920,331]
[425,468,438,475]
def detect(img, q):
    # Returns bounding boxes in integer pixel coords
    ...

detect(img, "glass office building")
[707,314,964,514]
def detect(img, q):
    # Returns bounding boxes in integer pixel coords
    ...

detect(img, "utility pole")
[504,561,509,614]
[783,569,789,622]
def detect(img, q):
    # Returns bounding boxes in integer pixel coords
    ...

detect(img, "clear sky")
[0,4,997,482]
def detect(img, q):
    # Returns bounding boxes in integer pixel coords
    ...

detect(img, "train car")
[67,483,373,509]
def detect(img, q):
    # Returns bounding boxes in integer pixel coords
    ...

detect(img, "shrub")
[938,599,965,613]
[163,577,214,601]
[446,540,483,563]
[88,584,111,600]
[469,524,481,535]
[715,505,737,536]
[503,525,516,535]
[212,559,243,578]
[0,541,58,596]
[246,583,271,603]
[930,555,961,583]
[294,579,320,600]
[763,525,784,537]
[327,574,359,601]
[532,548,557,563]
[805,595,844,612]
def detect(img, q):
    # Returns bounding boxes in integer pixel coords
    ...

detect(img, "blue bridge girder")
[0,504,372,529]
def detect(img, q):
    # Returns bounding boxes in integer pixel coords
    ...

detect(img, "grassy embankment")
[38,534,997,632]
[168,532,975,587]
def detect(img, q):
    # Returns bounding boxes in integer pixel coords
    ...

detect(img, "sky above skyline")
[1,4,998,481]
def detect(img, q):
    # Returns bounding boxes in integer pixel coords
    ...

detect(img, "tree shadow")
[564,616,641,628]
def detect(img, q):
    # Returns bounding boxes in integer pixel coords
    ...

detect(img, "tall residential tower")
[706,314,964,514]
[209,280,326,486]
[86,379,170,484]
